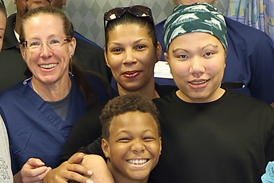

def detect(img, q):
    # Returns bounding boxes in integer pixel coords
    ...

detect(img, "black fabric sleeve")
[79,137,105,159]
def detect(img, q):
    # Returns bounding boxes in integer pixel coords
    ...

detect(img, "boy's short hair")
[100,93,160,140]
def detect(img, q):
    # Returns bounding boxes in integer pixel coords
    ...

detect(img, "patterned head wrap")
[163,3,227,51]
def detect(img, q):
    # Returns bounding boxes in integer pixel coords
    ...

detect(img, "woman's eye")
[178,54,188,60]
[112,48,122,53]
[135,45,146,50]
[204,52,213,57]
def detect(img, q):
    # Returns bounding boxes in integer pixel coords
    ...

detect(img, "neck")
[31,77,71,102]
[117,79,159,99]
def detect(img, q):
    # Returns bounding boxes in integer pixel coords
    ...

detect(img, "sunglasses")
[104,5,153,27]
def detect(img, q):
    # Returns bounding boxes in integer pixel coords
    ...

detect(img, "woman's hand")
[14,158,51,183]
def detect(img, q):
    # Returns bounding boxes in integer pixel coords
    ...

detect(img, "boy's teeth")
[127,159,148,165]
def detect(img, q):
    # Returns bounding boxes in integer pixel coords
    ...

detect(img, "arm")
[81,155,114,183]
[14,158,51,183]
[43,153,93,183]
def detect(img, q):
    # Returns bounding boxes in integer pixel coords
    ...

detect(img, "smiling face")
[0,12,6,51]
[102,111,161,183]
[20,13,76,86]
[104,23,161,95]
[165,32,226,103]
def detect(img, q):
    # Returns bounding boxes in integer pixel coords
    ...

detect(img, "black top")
[59,83,177,164]
[79,90,274,183]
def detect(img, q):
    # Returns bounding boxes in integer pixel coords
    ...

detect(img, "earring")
[71,54,74,58]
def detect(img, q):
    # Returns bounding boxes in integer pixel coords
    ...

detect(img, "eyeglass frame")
[103,5,154,28]
[22,37,72,51]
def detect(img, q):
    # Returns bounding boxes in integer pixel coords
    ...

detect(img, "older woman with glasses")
[0,6,113,183]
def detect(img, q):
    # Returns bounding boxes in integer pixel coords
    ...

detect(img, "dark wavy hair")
[100,93,161,140]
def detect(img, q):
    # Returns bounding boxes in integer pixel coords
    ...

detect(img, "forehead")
[0,12,6,28]
[170,32,222,49]
[108,23,152,42]
[23,13,64,37]
[109,111,158,132]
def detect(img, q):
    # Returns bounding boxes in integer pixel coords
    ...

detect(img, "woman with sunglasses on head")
[43,5,176,183]
[0,6,113,183]
[0,1,13,183]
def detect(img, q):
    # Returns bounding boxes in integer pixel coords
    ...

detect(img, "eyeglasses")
[104,5,153,27]
[22,37,72,51]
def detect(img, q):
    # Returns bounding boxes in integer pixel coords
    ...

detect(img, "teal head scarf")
[163,3,227,51]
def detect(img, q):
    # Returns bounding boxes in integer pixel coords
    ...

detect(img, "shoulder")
[155,19,166,30]
[73,31,103,51]
[225,17,272,45]
[0,81,27,100]
[223,90,274,113]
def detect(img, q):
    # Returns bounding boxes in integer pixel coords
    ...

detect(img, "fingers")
[68,152,85,164]
[21,159,51,183]
[26,158,45,168]
[43,160,93,183]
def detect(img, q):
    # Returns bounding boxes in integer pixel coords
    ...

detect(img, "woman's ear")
[164,52,169,63]
[104,47,110,68]
[69,37,76,56]
[101,138,110,158]
[156,42,162,61]
[19,44,26,61]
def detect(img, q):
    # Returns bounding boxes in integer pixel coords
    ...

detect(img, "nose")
[123,49,137,66]
[40,41,53,57]
[189,56,205,77]
[131,139,145,154]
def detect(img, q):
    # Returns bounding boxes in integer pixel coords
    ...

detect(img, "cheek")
[108,56,123,71]
[170,61,189,77]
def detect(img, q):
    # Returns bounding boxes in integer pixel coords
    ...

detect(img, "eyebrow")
[115,129,157,137]
[172,48,188,53]
[172,43,219,53]
[109,38,148,46]
[201,43,218,50]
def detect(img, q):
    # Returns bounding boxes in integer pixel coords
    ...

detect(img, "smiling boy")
[99,93,162,183]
